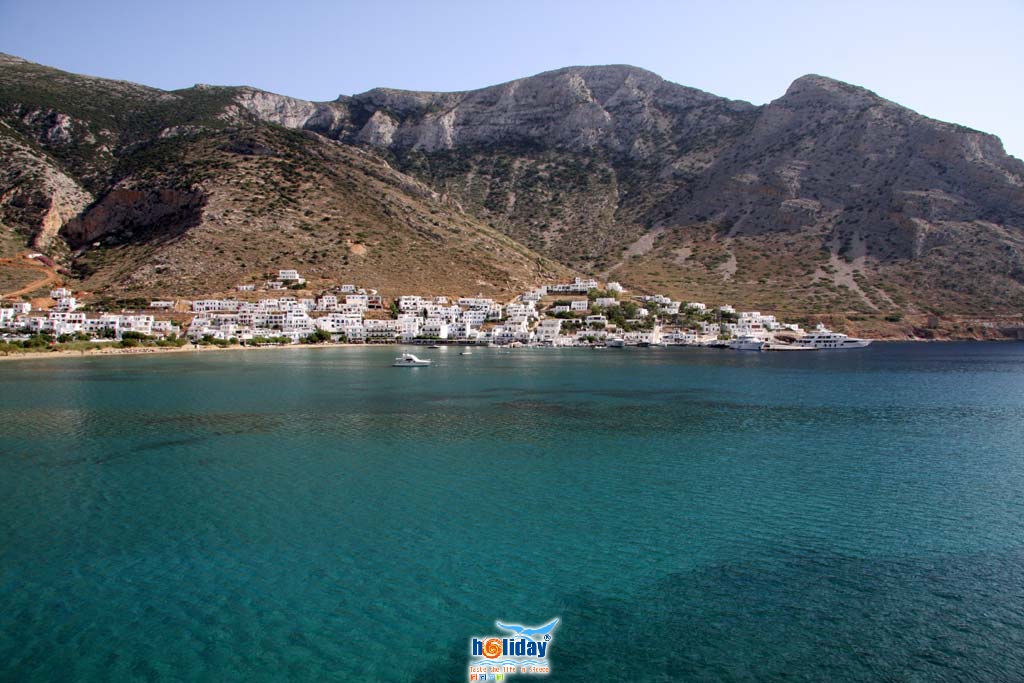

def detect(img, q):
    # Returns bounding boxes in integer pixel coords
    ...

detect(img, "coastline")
[0,341,362,363]
[1,337,1020,364]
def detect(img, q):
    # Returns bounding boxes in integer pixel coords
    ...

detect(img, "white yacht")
[729,336,766,351]
[606,337,625,348]
[392,353,432,367]
[796,324,872,349]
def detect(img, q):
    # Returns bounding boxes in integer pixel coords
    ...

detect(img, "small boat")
[729,335,766,351]
[460,350,472,356]
[392,353,432,367]
[427,344,442,349]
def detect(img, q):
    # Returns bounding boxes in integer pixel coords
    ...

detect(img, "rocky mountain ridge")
[2,53,1023,320]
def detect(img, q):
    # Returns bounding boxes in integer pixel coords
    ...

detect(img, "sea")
[2,342,1024,682]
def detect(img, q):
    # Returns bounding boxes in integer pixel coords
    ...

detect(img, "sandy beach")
[0,342,363,363]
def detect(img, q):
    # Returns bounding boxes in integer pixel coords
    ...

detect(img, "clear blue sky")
[2,0,1022,158]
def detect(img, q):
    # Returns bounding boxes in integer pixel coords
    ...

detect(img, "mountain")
[0,54,568,298]
[2,53,1023,324]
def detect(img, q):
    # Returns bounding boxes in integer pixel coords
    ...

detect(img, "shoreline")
[0,341,363,363]
[1,337,1020,364]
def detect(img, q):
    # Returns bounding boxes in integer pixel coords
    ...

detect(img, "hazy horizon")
[1,0,1022,159]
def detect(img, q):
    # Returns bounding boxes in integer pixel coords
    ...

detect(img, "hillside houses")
[3,270,808,350]
[0,305,179,339]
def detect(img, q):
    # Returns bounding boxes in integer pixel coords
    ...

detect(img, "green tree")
[304,329,332,344]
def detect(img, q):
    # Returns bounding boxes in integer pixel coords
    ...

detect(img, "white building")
[364,319,399,342]
[462,309,488,328]
[420,318,449,339]
[398,296,425,313]
[660,301,681,315]
[317,294,339,311]
[54,297,78,312]
[448,321,480,341]
[535,319,562,342]
[505,302,536,320]
[193,300,241,313]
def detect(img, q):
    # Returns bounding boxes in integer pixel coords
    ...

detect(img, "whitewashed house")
[535,319,562,342]
[420,318,449,339]
[278,269,305,285]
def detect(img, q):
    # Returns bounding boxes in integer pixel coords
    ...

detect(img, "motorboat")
[606,337,625,348]
[392,353,432,367]
[729,335,766,351]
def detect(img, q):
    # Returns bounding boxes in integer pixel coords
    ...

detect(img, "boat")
[795,324,872,349]
[728,335,766,351]
[392,353,432,367]
[460,350,472,356]
[606,337,625,348]
[762,341,815,351]
[427,344,442,349]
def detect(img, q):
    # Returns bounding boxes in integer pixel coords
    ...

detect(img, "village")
[1,268,825,352]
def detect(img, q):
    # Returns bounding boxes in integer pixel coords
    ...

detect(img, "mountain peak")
[534,64,663,81]
[781,73,885,109]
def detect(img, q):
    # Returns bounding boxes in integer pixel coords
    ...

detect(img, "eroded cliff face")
[0,130,93,253]
[229,87,349,137]
[62,186,206,246]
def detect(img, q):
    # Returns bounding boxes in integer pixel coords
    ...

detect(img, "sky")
[1,0,1022,158]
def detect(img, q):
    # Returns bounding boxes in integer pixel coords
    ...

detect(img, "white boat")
[762,341,815,351]
[606,337,625,348]
[460,351,472,356]
[729,335,766,351]
[795,324,872,349]
[392,353,432,367]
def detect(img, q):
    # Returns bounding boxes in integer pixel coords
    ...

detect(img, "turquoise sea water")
[2,343,1024,682]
